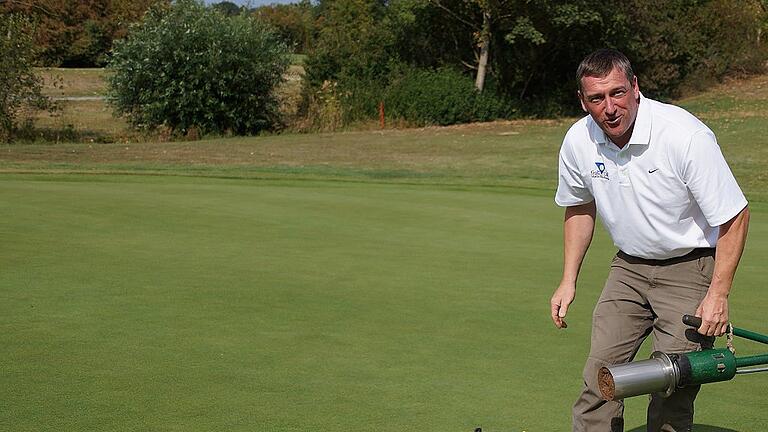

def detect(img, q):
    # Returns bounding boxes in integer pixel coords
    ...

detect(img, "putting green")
[1,174,765,431]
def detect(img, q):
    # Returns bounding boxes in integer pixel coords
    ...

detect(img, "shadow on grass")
[627,425,738,432]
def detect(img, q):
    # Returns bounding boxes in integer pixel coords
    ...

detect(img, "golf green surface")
[2,174,766,431]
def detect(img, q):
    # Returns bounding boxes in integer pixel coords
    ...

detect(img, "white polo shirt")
[555,94,747,259]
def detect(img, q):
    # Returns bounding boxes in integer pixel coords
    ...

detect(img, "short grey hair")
[576,49,635,92]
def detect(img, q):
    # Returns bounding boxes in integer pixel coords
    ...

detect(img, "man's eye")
[590,98,602,104]
[613,91,626,97]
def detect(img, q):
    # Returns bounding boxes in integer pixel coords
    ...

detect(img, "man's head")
[576,49,640,147]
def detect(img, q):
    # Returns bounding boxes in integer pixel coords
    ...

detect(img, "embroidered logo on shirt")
[591,162,609,180]
[648,168,659,173]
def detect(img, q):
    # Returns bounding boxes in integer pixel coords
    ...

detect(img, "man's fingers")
[550,301,565,328]
[697,319,728,336]
[550,287,574,329]
[551,310,563,328]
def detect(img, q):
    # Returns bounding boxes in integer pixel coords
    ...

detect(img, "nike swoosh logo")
[648,169,659,173]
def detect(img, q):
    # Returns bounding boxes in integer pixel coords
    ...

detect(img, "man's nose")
[605,97,616,115]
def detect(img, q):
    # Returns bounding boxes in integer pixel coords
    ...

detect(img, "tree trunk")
[474,10,490,92]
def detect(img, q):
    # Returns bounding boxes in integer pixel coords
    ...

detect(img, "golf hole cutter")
[598,315,768,401]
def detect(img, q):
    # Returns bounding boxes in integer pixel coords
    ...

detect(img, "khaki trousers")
[572,249,716,432]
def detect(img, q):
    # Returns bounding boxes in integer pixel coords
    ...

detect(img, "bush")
[107,0,290,135]
[0,14,56,141]
[298,66,515,130]
[384,67,514,126]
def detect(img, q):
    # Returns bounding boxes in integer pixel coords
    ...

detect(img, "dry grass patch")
[30,99,133,143]
[37,68,109,98]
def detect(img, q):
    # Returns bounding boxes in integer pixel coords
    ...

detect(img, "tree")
[425,0,603,93]
[0,0,166,66]
[252,0,315,53]
[212,1,241,17]
[107,0,290,135]
[0,14,55,141]
[304,0,395,87]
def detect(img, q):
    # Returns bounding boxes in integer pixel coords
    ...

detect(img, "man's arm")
[696,206,750,336]
[551,200,596,329]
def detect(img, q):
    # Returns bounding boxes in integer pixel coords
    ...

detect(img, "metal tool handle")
[682,315,704,329]
[682,315,701,328]
[682,314,734,335]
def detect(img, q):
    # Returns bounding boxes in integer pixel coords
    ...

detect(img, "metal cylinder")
[598,352,679,401]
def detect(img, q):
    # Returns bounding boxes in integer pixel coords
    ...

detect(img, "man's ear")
[632,76,640,100]
[577,91,587,112]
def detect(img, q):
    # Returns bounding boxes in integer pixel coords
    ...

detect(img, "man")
[550,49,750,432]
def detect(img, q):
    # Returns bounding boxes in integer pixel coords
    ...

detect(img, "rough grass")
[29,100,132,143]
[37,67,110,98]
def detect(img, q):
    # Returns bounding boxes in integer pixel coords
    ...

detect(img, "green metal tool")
[598,315,768,401]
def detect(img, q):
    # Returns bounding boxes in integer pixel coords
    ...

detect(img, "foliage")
[615,0,768,98]
[384,67,513,126]
[0,14,56,141]
[300,0,421,128]
[303,0,396,89]
[107,0,290,135]
[0,0,166,67]
[304,80,345,131]
[252,0,315,54]
[384,0,768,113]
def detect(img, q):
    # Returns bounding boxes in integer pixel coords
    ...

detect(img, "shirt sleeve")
[555,139,593,207]
[681,129,748,226]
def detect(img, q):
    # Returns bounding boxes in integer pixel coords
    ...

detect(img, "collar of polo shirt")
[588,93,652,149]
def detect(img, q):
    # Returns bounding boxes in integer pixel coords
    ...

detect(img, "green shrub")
[384,67,513,126]
[337,75,387,123]
[107,0,290,135]
[0,14,56,141]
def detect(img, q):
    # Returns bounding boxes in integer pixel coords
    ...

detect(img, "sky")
[203,0,295,6]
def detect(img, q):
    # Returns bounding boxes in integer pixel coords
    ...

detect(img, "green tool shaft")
[733,328,768,345]
[735,354,768,368]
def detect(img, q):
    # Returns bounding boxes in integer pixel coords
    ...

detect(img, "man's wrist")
[706,284,731,299]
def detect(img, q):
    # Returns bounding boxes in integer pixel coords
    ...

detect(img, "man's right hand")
[552,202,595,330]
[550,283,576,329]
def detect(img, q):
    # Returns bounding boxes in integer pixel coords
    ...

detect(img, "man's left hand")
[695,292,729,337]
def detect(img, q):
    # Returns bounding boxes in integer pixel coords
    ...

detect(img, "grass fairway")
[1,175,766,431]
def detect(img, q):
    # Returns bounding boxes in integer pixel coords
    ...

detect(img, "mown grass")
[2,175,766,431]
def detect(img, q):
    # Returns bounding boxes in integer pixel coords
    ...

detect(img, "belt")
[616,247,715,266]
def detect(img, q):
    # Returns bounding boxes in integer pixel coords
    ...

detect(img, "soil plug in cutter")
[598,315,768,401]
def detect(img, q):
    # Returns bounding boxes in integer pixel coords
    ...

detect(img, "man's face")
[578,67,640,147]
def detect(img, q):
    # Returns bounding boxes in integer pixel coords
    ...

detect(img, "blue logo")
[595,162,605,173]
[591,162,609,180]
